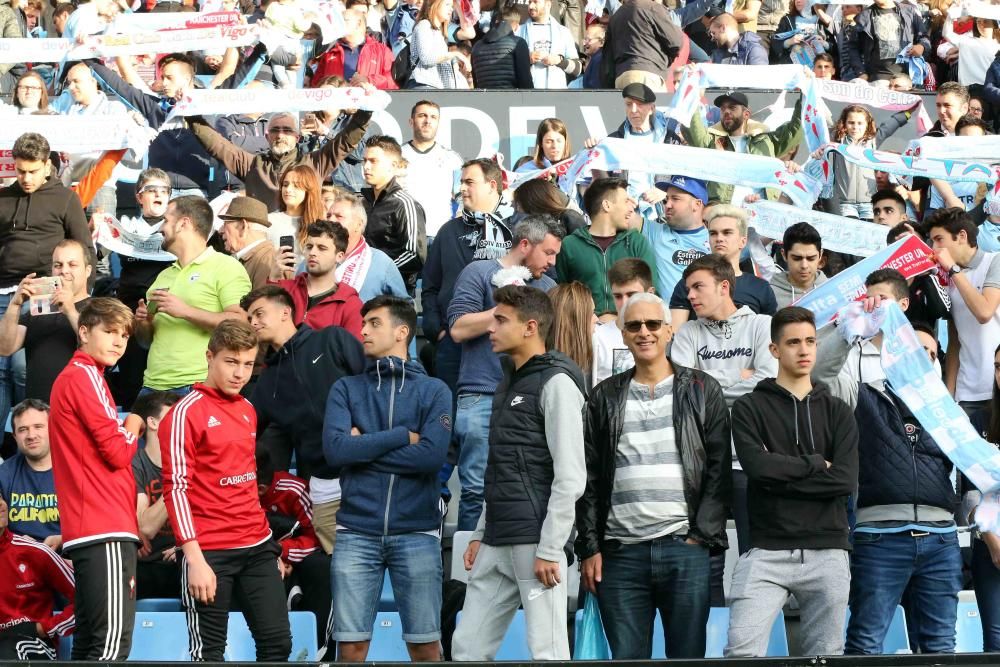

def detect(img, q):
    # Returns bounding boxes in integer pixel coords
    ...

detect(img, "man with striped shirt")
[576,292,732,659]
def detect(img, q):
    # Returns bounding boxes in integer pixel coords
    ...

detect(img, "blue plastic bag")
[574,592,611,660]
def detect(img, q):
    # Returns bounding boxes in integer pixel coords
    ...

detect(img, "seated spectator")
[8,71,49,115]
[592,258,657,387]
[328,191,410,302]
[709,13,768,65]
[642,175,709,298]
[131,391,182,600]
[324,296,451,661]
[271,220,364,339]
[471,4,534,89]
[928,115,988,214]
[510,178,587,237]
[136,196,252,395]
[0,493,75,661]
[771,0,831,65]
[0,240,91,403]
[516,0,580,89]
[0,399,59,546]
[848,0,930,83]
[219,196,278,289]
[311,7,397,89]
[669,205,777,326]
[516,118,572,173]
[603,0,687,90]
[580,23,605,89]
[548,281,597,380]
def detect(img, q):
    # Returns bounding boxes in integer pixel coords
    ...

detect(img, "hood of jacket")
[483,20,513,43]
[366,355,431,394]
[690,305,760,341]
[708,116,773,138]
[751,377,835,456]
[770,270,828,308]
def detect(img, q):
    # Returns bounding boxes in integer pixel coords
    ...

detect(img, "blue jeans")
[846,530,962,654]
[0,292,26,430]
[330,530,442,643]
[597,536,710,659]
[455,392,492,531]
[137,385,193,400]
[972,537,1000,652]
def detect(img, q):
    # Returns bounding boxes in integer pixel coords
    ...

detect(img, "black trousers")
[0,621,56,660]
[68,540,138,661]
[181,540,291,662]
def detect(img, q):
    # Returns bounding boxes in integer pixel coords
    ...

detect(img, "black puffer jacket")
[470,22,534,89]
[854,383,958,516]
[575,364,732,558]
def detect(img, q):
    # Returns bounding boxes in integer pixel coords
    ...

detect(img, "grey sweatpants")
[451,543,569,661]
[725,548,850,657]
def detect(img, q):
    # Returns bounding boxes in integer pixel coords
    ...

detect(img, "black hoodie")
[732,378,858,551]
[0,175,91,288]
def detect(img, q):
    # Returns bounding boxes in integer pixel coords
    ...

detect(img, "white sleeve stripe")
[168,392,203,541]
[13,537,75,582]
[79,364,136,445]
[396,192,420,256]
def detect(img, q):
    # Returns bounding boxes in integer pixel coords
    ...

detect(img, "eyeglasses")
[16,85,42,91]
[268,127,297,135]
[138,185,171,196]
[623,319,664,333]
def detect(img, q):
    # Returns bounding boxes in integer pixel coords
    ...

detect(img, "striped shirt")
[605,376,689,542]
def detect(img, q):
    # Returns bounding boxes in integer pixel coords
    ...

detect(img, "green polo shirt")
[142,247,252,390]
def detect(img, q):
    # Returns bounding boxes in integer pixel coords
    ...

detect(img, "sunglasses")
[623,319,665,333]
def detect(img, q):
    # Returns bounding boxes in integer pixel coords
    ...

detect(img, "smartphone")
[29,276,61,316]
[279,235,294,250]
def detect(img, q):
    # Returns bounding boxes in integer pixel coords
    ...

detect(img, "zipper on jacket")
[384,358,397,536]
[878,388,919,522]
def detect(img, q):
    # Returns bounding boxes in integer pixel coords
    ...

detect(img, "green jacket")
[682,97,804,204]
[555,227,657,316]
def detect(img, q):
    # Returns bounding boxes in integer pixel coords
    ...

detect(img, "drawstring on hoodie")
[374,358,407,393]
[399,359,406,393]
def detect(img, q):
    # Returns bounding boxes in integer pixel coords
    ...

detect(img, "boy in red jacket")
[160,320,291,662]
[49,297,143,660]
[0,494,76,660]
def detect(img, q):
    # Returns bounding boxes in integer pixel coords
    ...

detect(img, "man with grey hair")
[448,215,564,531]
[669,205,776,327]
[329,191,409,302]
[577,291,731,659]
[187,97,375,208]
[218,195,276,289]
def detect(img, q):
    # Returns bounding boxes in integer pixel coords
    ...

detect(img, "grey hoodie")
[770,270,829,310]
[669,305,777,408]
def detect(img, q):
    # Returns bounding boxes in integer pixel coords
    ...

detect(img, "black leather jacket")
[575,364,732,559]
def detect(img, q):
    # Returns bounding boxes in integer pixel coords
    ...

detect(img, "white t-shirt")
[401,141,463,237]
[929,181,978,212]
[950,249,1000,401]
[517,18,577,89]
[592,321,634,388]
[728,135,757,205]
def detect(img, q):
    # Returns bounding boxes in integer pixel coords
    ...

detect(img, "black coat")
[470,22,534,89]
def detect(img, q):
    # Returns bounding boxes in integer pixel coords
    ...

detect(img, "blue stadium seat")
[844,605,911,654]
[368,611,410,661]
[136,598,183,612]
[956,601,984,653]
[704,607,788,658]
[225,610,317,661]
[56,633,72,661]
[449,609,532,660]
[379,574,397,611]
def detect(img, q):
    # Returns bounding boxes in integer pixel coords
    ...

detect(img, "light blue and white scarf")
[745,200,887,257]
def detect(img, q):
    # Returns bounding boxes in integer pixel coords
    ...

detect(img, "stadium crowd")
[1,0,1000,661]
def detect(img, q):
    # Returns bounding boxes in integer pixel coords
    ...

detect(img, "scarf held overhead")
[746,200,887,257]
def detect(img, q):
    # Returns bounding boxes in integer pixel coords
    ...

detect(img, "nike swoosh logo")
[528,587,547,601]
[312,355,322,364]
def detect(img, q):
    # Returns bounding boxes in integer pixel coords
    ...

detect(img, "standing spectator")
[245,285,365,551]
[872,188,910,227]
[0,494,75,662]
[385,0,420,55]
[683,90,803,205]
[188,105,373,208]
[219,196,277,289]
[49,298,144,660]
[214,82,273,154]
[556,177,657,318]
[471,4,534,89]
[813,52,836,78]
[848,0,930,83]
[517,0,581,89]
[311,7,398,89]
[925,208,1000,413]
[577,292,731,659]
[641,175,709,299]
[928,115,986,214]
[0,399,59,545]
[580,23,605,89]
[401,101,464,238]
[136,196,252,395]
[669,206,777,326]
[328,191,410,302]
[548,282,597,376]
[131,391,183,600]
[0,240,91,402]
[422,158,512,393]
[0,132,90,461]
[709,13,769,64]
[452,285,586,661]
[756,0,792,53]
[362,136,427,293]
[603,0,687,90]
[267,165,325,260]
[0,0,25,93]
[410,0,472,89]
[511,178,587,237]
[592,258,656,387]
[830,3,864,81]
[324,296,451,662]
[160,320,292,662]
[771,222,827,308]
[726,307,857,657]
[448,216,563,530]
[272,220,364,339]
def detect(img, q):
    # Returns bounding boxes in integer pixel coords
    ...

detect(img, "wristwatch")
[949,265,962,277]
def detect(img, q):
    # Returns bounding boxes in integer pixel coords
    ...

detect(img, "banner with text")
[746,200,888,257]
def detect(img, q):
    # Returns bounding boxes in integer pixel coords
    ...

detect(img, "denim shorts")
[331,530,443,643]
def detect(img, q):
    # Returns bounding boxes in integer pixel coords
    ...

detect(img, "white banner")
[963,0,1000,21]
[109,10,242,32]
[66,23,260,59]
[0,37,74,63]
[746,200,887,257]
[816,78,932,135]
[905,135,1000,163]
[0,116,151,154]
[165,86,392,121]
[93,213,176,262]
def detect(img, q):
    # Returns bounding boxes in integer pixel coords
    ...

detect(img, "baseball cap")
[713,90,750,108]
[655,175,708,205]
[621,83,656,104]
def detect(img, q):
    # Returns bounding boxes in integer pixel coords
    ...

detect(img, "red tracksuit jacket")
[260,472,318,563]
[49,351,139,551]
[160,383,271,552]
[0,529,76,639]
[276,274,363,341]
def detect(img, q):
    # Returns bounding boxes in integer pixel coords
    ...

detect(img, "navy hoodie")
[323,357,452,535]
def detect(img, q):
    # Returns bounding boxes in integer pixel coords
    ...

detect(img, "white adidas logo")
[207,416,222,428]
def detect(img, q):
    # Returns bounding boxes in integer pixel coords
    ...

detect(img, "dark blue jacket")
[711,32,768,65]
[323,357,452,535]
[985,53,1000,107]
[854,383,957,515]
